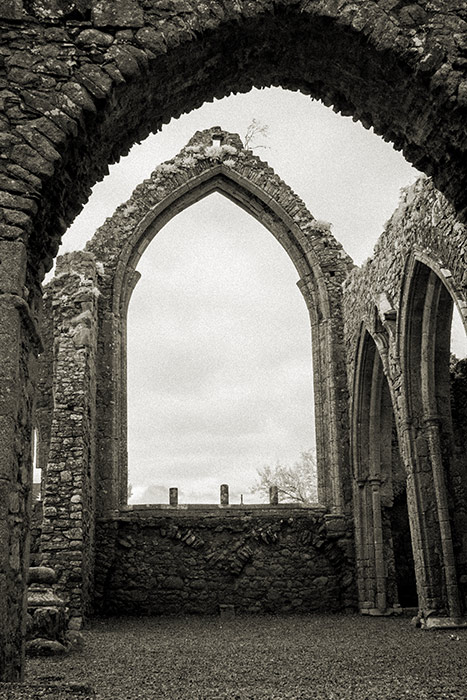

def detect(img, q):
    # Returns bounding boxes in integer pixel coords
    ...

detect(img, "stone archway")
[36,128,353,621]
[2,0,467,681]
[85,127,353,516]
[34,127,352,618]
[398,255,467,623]
[352,326,415,616]
[344,178,467,627]
[2,1,467,283]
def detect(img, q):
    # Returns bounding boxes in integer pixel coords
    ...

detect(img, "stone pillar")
[369,477,387,613]
[423,416,461,618]
[169,488,178,506]
[0,240,40,681]
[297,275,349,514]
[354,479,368,612]
[401,422,442,614]
[40,252,98,627]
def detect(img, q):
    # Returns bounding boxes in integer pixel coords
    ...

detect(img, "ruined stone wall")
[39,251,99,626]
[1,0,467,682]
[344,177,467,374]
[451,359,467,462]
[344,176,467,617]
[94,508,356,616]
[86,127,353,515]
[0,268,40,680]
[344,176,467,474]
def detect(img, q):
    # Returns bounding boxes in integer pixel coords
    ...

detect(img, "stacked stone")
[344,177,467,621]
[39,251,99,629]
[26,566,68,657]
[0,0,467,683]
[93,508,356,616]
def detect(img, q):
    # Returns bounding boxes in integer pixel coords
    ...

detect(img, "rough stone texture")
[39,251,99,626]
[0,0,467,682]
[85,127,353,518]
[29,502,43,567]
[0,0,467,283]
[37,127,353,621]
[344,177,467,621]
[94,508,356,615]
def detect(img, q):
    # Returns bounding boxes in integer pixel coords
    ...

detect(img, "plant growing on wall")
[243,119,269,151]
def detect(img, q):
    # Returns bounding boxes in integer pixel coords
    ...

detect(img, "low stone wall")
[94,507,356,616]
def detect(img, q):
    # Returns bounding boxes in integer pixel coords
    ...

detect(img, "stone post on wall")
[220,484,229,506]
[269,485,279,505]
[39,252,99,628]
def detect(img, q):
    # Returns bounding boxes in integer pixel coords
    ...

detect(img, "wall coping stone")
[100,504,328,521]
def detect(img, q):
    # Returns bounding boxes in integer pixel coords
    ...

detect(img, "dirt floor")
[6,613,467,699]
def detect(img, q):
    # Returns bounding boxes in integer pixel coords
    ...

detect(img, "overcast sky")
[58,87,464,505]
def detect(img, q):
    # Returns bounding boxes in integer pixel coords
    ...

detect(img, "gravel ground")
[18,614,467,699]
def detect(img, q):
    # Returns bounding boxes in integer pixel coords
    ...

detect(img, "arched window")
[400,258,467,618]
[126,193,316,504]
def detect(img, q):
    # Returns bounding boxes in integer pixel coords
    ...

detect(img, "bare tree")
[251,450,318,504]
[243,119,270,151]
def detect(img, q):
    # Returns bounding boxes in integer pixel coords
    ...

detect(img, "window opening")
[127,194,315,505]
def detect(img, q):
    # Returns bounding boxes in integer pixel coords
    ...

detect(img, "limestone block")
[0,417,17,481]
[324,514,348,538]
[0,241,26,296]
[65,629,84,650]
[61,82,97,114]
[0,0,23,19]
[28,566,56,585]
[29,0,84,20]
[73,65,112,101]
[29,605,66,642]
[28,586,64,609]
[104,46,142,79]
[68,616,83,630]
[76,29,114,47]
[11,144,55,178]
[92,0,144,28]
[26,638,67,656]
[135,26,166,54]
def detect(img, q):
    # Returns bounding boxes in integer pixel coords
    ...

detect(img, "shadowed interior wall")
[94,508,356,616]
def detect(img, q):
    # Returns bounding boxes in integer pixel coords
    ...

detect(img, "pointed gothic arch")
[398,255,467,620]
[352,325,415,615]
[84,128,353,516]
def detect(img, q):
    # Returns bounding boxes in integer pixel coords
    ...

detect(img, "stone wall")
[344,177,467,621]
[1,0,467,681]
[344,178,467,378]
[39,251,99,627]
[36,292,54,477]
[85,126,353,516]
[94,508,356,616]
[451,359,467,466]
